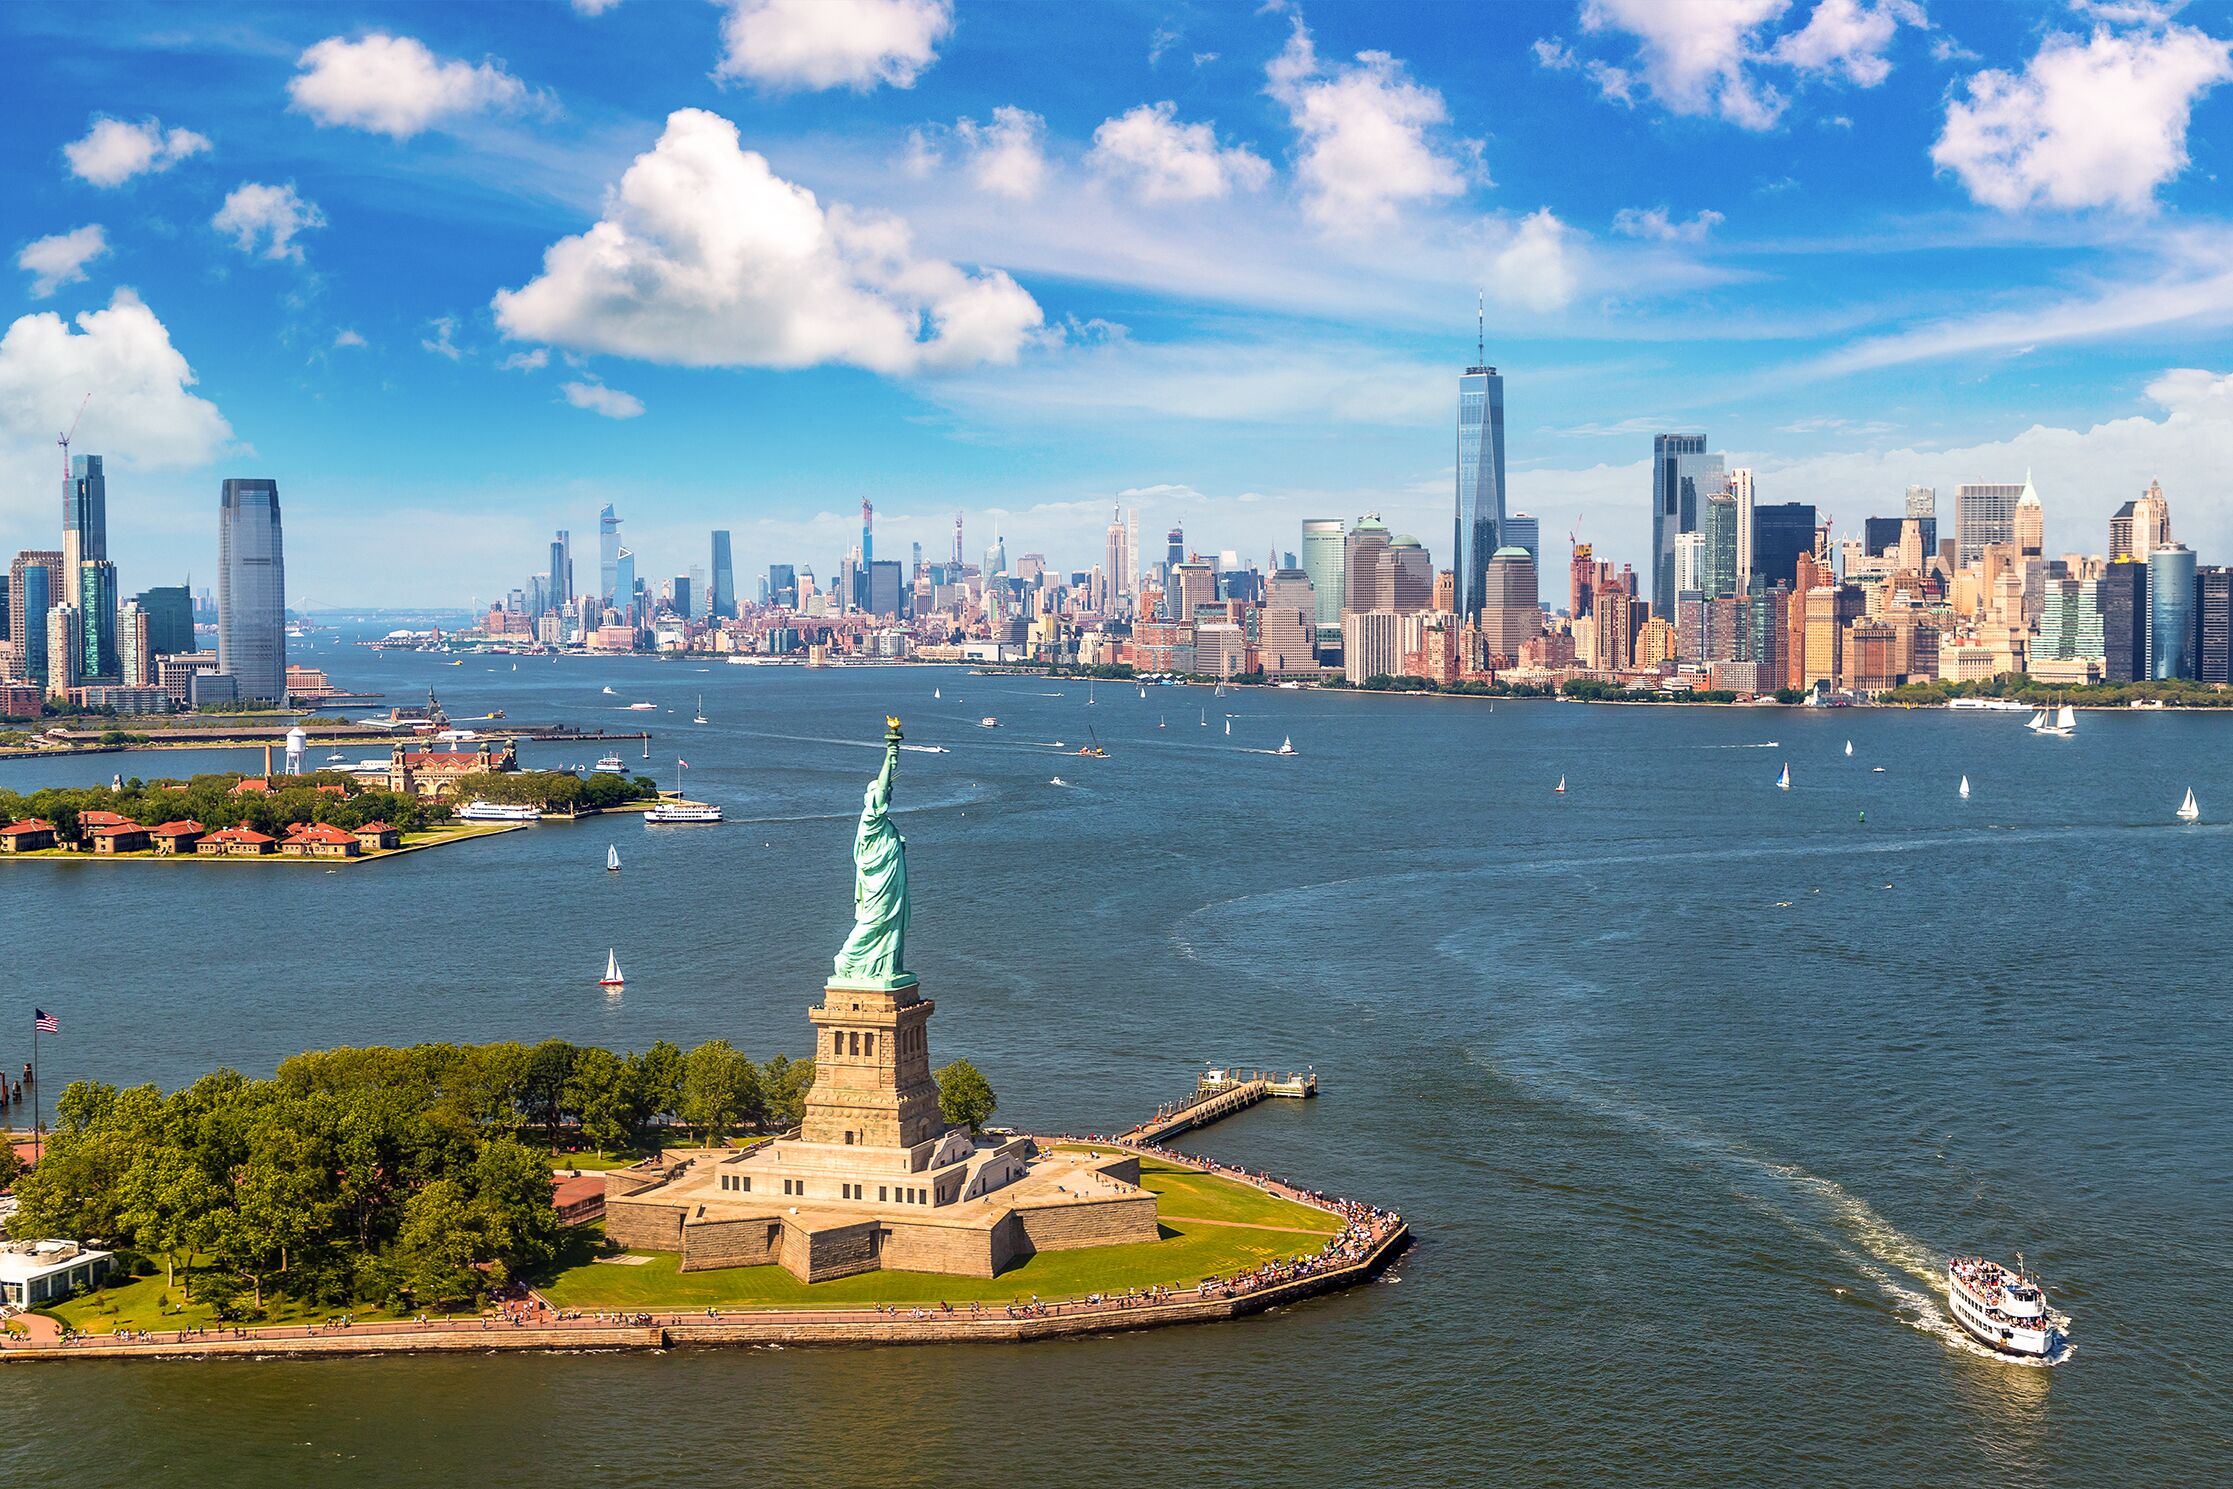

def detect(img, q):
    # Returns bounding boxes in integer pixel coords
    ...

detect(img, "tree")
[386,1179,484,1309]
[678,1041,758,1142]
[935,1060,997,1132]
[520,1040,579,1145]
[630,1041,684,1143]
[469,1137,562,1281]
[758,1054,814,1130]
[562,1047,638,1157]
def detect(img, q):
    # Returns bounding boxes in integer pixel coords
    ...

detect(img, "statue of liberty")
[833,715,910,986]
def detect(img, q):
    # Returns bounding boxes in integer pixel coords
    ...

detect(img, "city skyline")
[4,3,2233,603]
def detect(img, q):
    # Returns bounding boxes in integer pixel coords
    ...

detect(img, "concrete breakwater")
[0,1145,1407,1365]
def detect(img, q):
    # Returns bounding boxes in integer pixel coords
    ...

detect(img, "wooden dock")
[1121,1066,1317,1144]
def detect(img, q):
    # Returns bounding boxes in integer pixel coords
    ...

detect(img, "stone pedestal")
[802,977,942,1152]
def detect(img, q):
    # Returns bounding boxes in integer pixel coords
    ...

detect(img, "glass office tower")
[2147,544,2197,679]
[217,478,287,703]
[1454,362,1507,621]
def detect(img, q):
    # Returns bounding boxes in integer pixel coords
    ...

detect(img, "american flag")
[34,1009,57,1034]
[677,759,689,768]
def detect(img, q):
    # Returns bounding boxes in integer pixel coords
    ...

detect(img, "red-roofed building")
[197,822,277,857]
[550,1173,606,1226]
[354,821,401,851]
[149,820,207,855]
[87,819,150,854]
[280,822,360,859]
[0,819,57,853]
[313,783,351,798]
[233,778,273,795]
[78,810,135,830]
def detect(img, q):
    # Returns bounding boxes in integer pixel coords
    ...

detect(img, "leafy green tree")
[562,1047,638,1157]
[386,1179,484,1309]
[520,1040,579,1145]
[470,1137,562,1281]
[678,1040,758,1143]
[935,1060,998,1131]
[758,1053,814,1130]
[630,1041,684,1141]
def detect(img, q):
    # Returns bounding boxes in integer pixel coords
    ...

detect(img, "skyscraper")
[1165,527,1183,568]
[614,547,637,619]
[2099,559,2147,683]
[598,504,620,602]
[78,559,120,681]
[1301,518,1345,643]
[64,454,107,577]
[1385,535,1433,613]
[768,563,797,608]
[1651,434,1718,613]
[1955,478,2025,566]
[1344,515,1393,614]
[1480,548,1539,660]
[1103,509,1127,608]
[1454,353,1506,621]
[710,530,735,620]
[1749,503,1817,592]
[217,479,287,704]
[2014,482,2044,558]
[134,585,195,656]
[1905,485,1936,519]
[1726,468,1755,594]
[2196,567,2233,685]
[7,552,59,686]
[549,531,573,607]
[1701,492,1740,599]
[2147,543,2197,680]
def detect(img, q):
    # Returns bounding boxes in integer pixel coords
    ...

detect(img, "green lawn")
[538,1159,1336,1311]
[40,1271,419,1335]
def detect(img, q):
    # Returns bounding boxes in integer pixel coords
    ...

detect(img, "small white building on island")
[0,1240,113,1308]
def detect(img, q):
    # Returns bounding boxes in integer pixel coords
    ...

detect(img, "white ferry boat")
[1947,1255,2067,1359]
[644,799,723,824]
[592,754,624,772]
[458,801,541,823]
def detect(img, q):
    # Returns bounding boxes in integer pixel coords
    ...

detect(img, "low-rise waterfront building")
[149,819,206,854]
[0,1240,113,1307]
[354,820,401,851]
[0,818,58,852]
[197,822,277,857]
[86,819,151,854]
[281,822,360,859]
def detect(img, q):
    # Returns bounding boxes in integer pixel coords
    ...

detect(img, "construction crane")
[58,391,91,484]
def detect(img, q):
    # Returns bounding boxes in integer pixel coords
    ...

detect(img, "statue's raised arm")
[834,715,911,987]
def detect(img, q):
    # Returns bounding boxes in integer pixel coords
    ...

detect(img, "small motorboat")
[1050,776,1068,787]
[599,949,625,988]
[1275,737,1296,757]
[627,701,658,711]
[979,716,999,729]
[602,686,616,695]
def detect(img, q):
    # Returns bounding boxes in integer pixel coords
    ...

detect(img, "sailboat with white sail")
[1845,740,1853,757]
[1776,762,1791,791]
[2037,702,2076,738]
[2177,787,2199,822]
[1959,775,1970,800]
[607,844,621,872]
[1554,776,1566,794]
[693,695,708,725]
[599,949,625,988]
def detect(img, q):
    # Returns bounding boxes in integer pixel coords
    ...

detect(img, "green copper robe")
[834,734,908,983]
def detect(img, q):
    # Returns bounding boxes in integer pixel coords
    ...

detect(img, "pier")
[1122,1066,1317,1144]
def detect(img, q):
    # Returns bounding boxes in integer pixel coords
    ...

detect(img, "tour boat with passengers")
[458,800,541,823]
[1947,1254,2068,1360]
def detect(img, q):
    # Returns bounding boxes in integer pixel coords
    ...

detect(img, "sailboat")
[2178,787,2199,822]
[1087,681,1096,706]
[1214,682,1227,699]
[602,686,616,695]
[642,733,650,760]
[1776,762,1791,791]
[1844,740,1853,757]
[599,949,625,988]
[1959,775,1970,799]
[2037,701,2075,738]
[1199,708,1207,727]
[1157,715,1166,729]
[934,686,942,700]
[1224,718,1231,736]
[693,694,708,725]
[1554,776,1566,794]
[607,844,621,872]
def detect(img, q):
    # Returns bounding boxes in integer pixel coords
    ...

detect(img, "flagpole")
[31,1016,39,1167]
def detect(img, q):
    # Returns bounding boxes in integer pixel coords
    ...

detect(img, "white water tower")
[283,725,307,777]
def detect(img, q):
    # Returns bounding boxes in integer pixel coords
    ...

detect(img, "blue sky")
[5,0,2233,605]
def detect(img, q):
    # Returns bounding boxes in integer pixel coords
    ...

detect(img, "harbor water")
[3,647,2226,1487]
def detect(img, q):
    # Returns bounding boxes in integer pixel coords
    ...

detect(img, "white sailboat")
[1845,740,1853,757]
[2057,704,2077,733]
[1087,681,1096,706]
[599,949,625,988]
[1959,775,1970,799]
[607,844,621,872]
[1224,718,1231,736]
[934,686,942,699]
[1776,762,1791,791]
[1554,776,1566,794]
[2025,708,2047,732]
[693,694,707,725]
[2177,787,2199,822]
[1199,708,1207,727]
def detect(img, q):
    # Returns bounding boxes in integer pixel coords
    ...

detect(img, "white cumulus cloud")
[62,117,211,187]
[491,109,1044,374]
[1771,0,1923,87]
[213,183,325,262]
[18,225,110,298]
[1266,18,1472,231]
[1491,209,1578,312]
[561,380,646,418]
[1932,21,2233,212]
[1612,205,1725,242]
[1088,102,1271,203]
[288,33,532,139]
[1580,0,1791,129]
[573,0,623,12]
[954,107,1048,200]
[0,291,232,492]
[714,0,953,91]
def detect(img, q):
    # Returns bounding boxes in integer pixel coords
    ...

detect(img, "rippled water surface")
[4,647,2227,1487]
